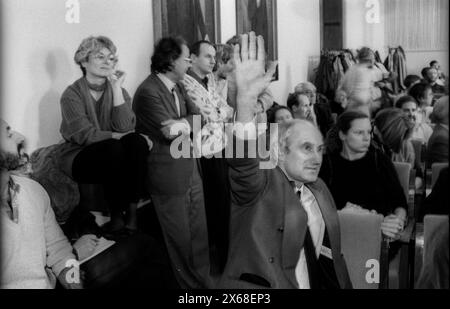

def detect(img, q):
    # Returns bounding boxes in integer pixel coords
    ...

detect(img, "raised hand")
[381,214,405,240]
[232,32,277,123]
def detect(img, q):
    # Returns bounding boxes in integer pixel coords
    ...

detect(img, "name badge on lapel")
[320,245,333,260]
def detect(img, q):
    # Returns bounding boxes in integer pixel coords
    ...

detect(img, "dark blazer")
[426,124,449,168]
[132,74,198,195]
[217,154,352,289]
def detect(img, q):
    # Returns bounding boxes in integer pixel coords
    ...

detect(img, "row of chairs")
[339,157,447,289]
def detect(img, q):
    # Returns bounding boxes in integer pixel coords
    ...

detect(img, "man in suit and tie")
[218,32,352,289]
[132,36,211,288]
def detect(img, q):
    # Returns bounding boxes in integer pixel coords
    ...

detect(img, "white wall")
[343,0,386,55]
[406,51,449,77]
[1,0,153,153]
[220,0,236,43]
[220,0,321,106]
[269,0,321,105]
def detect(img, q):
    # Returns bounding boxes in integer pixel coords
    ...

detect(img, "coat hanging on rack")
[314,49,356,100]
[384,46,407,94]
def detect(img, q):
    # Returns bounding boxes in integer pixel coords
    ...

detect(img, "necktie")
[296,188,321,289]
[202,77,209,90]
[172,86,181,117]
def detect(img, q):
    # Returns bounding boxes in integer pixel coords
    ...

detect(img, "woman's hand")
[109,70,127,107]
[73,234,99,261]
[109,70,126,90]
[381,214,405,241]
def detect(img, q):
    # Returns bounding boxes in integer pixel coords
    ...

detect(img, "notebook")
[79,237,116,265]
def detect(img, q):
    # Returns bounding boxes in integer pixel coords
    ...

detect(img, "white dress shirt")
[294,185,326,289]
[157,73,180,117]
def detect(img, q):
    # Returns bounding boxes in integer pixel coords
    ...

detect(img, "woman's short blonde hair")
[74,36,117,75]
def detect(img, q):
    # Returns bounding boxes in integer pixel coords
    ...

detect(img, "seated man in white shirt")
[0,119,81,289]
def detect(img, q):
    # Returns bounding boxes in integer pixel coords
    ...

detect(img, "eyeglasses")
[92,53,118,63]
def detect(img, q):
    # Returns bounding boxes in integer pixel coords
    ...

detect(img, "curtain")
[385,0,449,51]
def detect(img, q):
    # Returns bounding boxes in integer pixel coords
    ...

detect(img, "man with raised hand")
[218,32,352,289]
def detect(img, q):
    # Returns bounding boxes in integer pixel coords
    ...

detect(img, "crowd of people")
[1,32,448,289]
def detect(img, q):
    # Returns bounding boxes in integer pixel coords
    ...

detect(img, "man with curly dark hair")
[133,36,212,289]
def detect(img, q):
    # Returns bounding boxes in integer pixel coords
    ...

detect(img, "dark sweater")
[58,78,135,177]
[319,148,407,216]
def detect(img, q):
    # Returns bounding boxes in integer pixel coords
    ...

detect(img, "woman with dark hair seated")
[320,111,407,242]
[267,104,293,125]
[58,36,152,234]
[372,108,423,190]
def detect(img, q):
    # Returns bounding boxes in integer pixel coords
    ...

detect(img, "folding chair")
[392,162,415,216]
[391,162,417,288]
[426,162,448,196]
[414,215,449,288]
[431,163,448,189]
[410,139,424,167]
[338,210,388,289]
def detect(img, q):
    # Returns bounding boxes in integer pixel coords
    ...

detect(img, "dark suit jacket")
[218,153,352,289]
[132,74,199,195]
[426,124,449,168]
